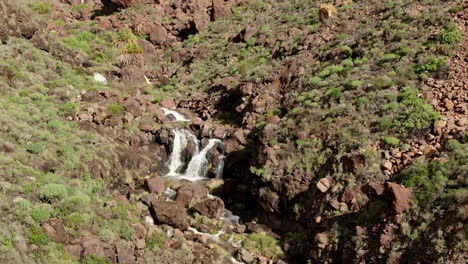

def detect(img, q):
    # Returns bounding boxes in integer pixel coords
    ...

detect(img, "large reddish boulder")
[387,182,412,214]
[150,200,189,230]
[193,197,225,218]
[175,183,208,206]
[149,24,167,45]
[213,0,232,19]
[42,220,69,243]
[115,241,135,264]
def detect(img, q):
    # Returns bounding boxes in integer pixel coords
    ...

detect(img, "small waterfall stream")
[161,108,244,263]
[162,108,225,181]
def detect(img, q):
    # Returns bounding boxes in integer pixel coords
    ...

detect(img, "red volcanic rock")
[387,182,412,214]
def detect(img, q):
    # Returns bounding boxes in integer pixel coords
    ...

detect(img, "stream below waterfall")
[160,108,245,263]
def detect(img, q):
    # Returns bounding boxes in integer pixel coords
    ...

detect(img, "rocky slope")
[0,0,466,264]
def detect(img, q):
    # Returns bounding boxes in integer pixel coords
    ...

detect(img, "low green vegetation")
[243,232,284,260]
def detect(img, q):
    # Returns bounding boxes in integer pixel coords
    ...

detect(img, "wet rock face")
[150,200,189,230]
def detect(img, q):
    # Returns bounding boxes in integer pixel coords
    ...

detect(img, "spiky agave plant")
[118,42,144,66]
[113,28,143,65]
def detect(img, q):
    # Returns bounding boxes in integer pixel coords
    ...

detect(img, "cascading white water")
[183,139,221,180]
[161,107,190,122]
[167,129,189,175]
[162,108,224,181]
[160,108,243,263]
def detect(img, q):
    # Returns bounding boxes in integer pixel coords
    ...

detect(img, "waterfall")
[215,155,225,179]
[167,129,190,175]
[161,108,224,181]
[161,107,190,122]
[184,139,221,180]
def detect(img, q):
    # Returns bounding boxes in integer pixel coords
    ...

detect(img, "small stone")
[422,145,437,158]
[267,115,281,124]
[315,232,329,248]
[134,239,146,249]
[329,199,340,210]
[139,124,154,132]
[316,178,331,193]
[236,248,254,263]
[236,225,246,233]
[444,99,454,110]
[382,161,393,170]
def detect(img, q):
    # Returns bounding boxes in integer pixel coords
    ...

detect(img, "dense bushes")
[39,184,68,203]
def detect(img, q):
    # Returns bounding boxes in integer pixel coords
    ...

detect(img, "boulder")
[193,11,210,31]
[236,248,254,263]
[175,183,208,206]
[41,220,69,243]
[387,183,412,214]
[123,97,141,117]
[319,4,338,21]
[193,197,225,218]
[149,24,167,45]
[121,65,146,84]
[145,175,165,194]
[81,234,105,258]
[115,241,135,264]
[150,200,189,230]
[212,0,232,19]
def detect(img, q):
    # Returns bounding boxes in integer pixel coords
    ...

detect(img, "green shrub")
[395,88,440,133]
[121,43,143,54]
[28,226,50,246]
[22,181,41,194]
[72,4,91,13]
[412,56,447,76]
[32,2,51,15]
[59,102,78,116]
[113,28,139,48]
[31,209,51,223]
[448,5,463,13]
[437,21,463,45]
[82,255,108,264]
[56,195,90,216]
[345,80,363,89]
[26,142,47,154]
[106,104,125,116]
[382,137,400,146]
[64,213,87,231]
[121,226,133,240]
[400,160,448,208]
[325,87,342,99]
[146,232,167,249]
[341,58,354,68]
[40,184,68,203]
[372,76,394,89]
[242,232,284,260]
